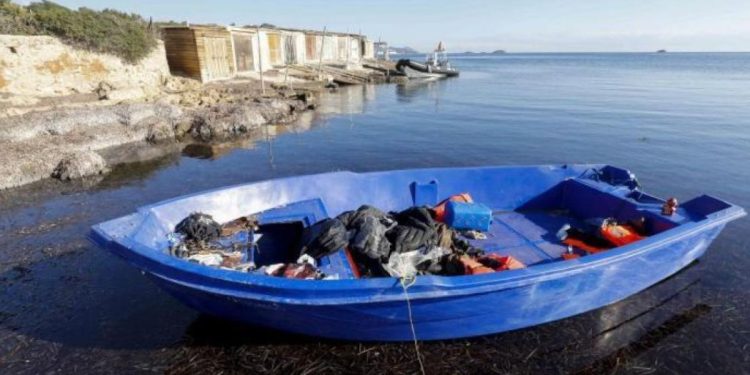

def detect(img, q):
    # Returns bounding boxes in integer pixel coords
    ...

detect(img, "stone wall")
[0,35,169,108]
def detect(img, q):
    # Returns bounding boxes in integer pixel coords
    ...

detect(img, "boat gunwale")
[90,163,746,305]
[98,208,741,305]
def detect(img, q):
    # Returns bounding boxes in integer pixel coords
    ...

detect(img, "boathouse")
[162,25,376,82]
[162,26,235,82]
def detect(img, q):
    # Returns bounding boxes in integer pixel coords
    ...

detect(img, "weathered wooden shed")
[163,24,379,79]
[162,26,235,82]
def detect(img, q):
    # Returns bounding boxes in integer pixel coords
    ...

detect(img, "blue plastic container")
[445,201,493,232]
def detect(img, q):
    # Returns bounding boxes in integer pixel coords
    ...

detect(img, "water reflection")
[182,130,266,160]
[289,84,378,132]
[180,85,379,159]
[395,78,449,105]
[0,86,380,215]
[317,84,376,116]
[0,142,182,210]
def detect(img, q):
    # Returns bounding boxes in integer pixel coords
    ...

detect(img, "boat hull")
[90,165,744,341]
[145,224,721,341]
[396,59,459,78]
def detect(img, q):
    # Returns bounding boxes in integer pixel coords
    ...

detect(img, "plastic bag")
[382,246,450,278]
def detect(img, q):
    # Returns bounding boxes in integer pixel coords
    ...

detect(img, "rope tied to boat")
[399,275,426,375]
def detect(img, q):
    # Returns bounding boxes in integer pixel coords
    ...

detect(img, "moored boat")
[90,164,744,341]
[396,41,459,78]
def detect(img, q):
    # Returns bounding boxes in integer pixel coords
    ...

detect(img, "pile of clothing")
[168,212,259,271]
[298,203,524,278]
[168,195,528,280]
[169,213,330,279]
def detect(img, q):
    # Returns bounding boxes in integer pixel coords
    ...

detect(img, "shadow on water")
[158,261,711,374]
[0,241,197,351]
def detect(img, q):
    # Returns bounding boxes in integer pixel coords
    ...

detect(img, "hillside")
[0,0,157,63]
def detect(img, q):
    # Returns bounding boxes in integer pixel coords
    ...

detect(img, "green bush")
[0,0,157,63]
[0,0,40,34]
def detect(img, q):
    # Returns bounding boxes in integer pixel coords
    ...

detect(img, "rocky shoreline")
[0,77,318,190]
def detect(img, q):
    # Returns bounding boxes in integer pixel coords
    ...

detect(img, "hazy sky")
[25,0,750,52]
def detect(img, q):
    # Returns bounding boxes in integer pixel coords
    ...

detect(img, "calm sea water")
[1,53,749,373]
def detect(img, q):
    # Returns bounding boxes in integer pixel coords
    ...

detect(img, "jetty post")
[256,26,265,95]
[318,26,326,77]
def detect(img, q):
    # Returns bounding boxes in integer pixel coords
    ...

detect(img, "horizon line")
[398,50,750,54]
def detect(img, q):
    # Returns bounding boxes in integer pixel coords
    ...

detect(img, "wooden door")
[284,35,297,65]
[267,33,282,65]
[205,37,231,80]
[232,33,254,72]
[338,37,348,60]
[305,35,317,60]
[350,38,359,59]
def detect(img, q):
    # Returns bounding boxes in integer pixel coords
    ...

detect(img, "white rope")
[400,276,426,375]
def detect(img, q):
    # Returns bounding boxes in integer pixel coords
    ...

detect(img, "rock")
[162,76,201,93]
[112,102,181,127]
[107,87,145,102]
[189,104,267,142]
[255,98,301,123]
[94,81,115,100]
[144,117,175,143]
[51,151,109,181]
[173,116,193,139]
[296,91,314,104]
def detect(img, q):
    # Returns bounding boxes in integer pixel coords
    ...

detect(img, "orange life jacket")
[459,255,494,275]
[434,193,473,222]
[480,253,526,271]
[562,238,607,254]
[600,224,644,247]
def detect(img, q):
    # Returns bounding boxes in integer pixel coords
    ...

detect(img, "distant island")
[388,46,419,55]
[461,50,507,55]
[656,49,667,53]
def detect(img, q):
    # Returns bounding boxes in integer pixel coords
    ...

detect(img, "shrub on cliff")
[0,0,157,63]
[0,0,39,34]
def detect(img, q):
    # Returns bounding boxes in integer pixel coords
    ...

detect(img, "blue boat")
[89,165,745,341]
